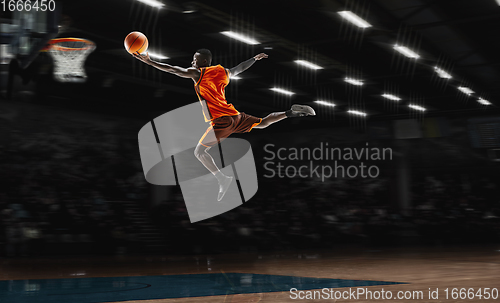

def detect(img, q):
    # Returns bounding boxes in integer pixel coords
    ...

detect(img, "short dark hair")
[196,48,212,64]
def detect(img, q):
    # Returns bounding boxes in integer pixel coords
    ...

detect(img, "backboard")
[1,4,60,69]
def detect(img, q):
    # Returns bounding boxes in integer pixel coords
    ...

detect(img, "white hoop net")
[48,38,96,83]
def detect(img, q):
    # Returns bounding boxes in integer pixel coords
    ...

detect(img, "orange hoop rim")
[48,38,95,52]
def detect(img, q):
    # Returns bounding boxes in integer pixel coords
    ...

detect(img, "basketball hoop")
[47,38,95,83]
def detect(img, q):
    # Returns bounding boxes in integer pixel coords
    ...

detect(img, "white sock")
[213,171,226,182]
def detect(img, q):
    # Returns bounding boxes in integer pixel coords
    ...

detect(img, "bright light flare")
[314,100,335,107]
[294,60,323,70]
[478,98,491,105]
[344,77,363,86]
[382,94,401,101]
[221,31,260,45]
[338,11,372,28]
[148,52,169,60]
[408,104,426,111]
[270,87,295,96]
[458,86,475,95]
[136,0,165,8]
[434,67,452,79]
[394,44,420,59]
[347,110,367,116]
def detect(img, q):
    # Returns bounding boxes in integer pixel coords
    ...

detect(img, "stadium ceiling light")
[408,104,426,111]
[478,97,492,105]
[338,11,372,28]
[458,86,475,95]
[314,100,335,107]
[270,87,295,96]
[294,60,324,70]
[344,77,363,86]
[221,31,260,45]
[434,67,452,79]
[148,52,169,60]
[381,94,402,101]
[136,0,165,8]
[347,110,367,116]
[393,44,420,59]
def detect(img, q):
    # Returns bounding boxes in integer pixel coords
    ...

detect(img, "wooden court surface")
[1,245,499,303]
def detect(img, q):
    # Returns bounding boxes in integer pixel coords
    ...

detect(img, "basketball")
[124,31,148,54]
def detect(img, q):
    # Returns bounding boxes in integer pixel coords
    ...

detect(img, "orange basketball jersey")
[194,65,240,122]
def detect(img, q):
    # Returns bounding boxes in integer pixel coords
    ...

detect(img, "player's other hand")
[254,53,268,61]
[133,52,152,64]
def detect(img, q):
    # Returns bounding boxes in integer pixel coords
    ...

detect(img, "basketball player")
[133,49,315,200]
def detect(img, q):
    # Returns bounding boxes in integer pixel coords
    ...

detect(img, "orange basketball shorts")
[199,113,262,147]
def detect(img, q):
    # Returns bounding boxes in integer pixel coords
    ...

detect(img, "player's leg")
[194,143,233,201]
[253,112,286,129]
[194,143,220,174]
[195,124,234,201]
[195,124,225,175]
[254,104,316,129]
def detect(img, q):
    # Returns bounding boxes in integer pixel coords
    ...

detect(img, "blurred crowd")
[151,173,500,254]
[1,102,499,257]
[0,103,148,256]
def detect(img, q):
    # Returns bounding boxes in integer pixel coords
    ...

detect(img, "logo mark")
[138,102,258,223]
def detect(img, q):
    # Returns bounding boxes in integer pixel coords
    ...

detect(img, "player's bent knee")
[254,121,268,129]
[194,145,205,159]
[194,144,211,160]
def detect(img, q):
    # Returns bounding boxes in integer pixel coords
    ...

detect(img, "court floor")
[0,245,499,303]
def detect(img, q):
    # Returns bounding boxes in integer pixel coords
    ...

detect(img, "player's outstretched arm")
[228,53,268,78]
[132,52,199,80]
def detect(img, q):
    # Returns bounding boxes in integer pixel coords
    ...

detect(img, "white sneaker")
[288,104,316,117]
[218,176,233,201]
